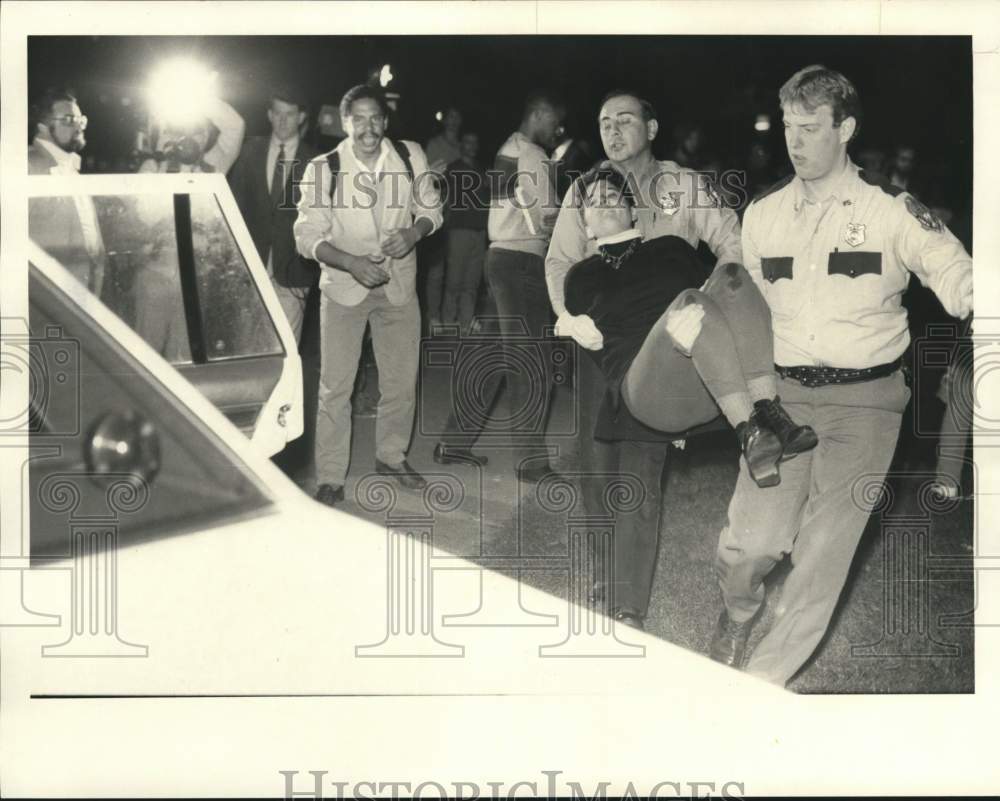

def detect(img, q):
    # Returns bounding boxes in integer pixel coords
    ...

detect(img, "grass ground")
[278,346,974,693]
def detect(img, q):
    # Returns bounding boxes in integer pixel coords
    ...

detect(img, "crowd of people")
[27,63,973,688]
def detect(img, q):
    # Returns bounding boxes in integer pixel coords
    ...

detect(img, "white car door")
[27,173,303,456]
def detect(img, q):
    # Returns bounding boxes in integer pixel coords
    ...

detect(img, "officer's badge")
[657,190,683,216]
[844,222,866,248]
[905,195,944,233]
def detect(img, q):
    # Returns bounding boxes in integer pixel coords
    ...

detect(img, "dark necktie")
[270,143,286,207]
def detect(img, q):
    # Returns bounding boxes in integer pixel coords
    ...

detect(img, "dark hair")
[599,89,658,123]
[29,87,77,136]
[270,84,308,113]
[578,161,632,210]
[339,84,389,119]
[523,90,565,120]
[778,65,862,141]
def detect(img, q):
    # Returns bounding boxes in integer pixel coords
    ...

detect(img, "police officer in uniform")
[546,89,744,628]
[709,65,973,685]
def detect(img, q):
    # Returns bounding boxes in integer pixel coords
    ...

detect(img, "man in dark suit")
[229,86,319,341]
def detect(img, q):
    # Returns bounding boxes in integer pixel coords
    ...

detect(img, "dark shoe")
[433,443,488,467]
[315,483,345,507]
[375,458,427,490]
[612,608,645,631]
[516,461,554,484]
[708,609,755,668]
[735,418,783,488]
[753,397,818,460]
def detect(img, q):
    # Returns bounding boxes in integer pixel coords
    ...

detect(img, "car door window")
[188,192,283,361]
[30,193,194,364]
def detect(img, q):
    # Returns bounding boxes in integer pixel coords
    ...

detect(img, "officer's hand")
[555,312,604,351]
[348,255,390,288]
[665,303,705,356]
[381,227,420,259]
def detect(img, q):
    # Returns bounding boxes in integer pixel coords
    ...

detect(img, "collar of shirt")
[791,159,860,213]
[341,136,391,181]
[35,137,81,173]
[595,228,642,248]
[609,152,660,193]
[269,134,299,159]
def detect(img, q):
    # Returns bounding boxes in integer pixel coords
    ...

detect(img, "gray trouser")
[716,371,910,686]
[315,286,420,486]
[271,281,308,343]
[442,227,487,332]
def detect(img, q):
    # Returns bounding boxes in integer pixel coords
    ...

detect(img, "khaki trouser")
[715,371,910,686]
[315,285,420,486]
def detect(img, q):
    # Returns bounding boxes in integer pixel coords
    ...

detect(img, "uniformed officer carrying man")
[709,65,973,685]
[545,89,744,629]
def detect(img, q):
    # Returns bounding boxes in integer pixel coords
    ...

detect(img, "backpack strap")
[325,141,414,202]
[325,150,341,201]
[392,140,414,181]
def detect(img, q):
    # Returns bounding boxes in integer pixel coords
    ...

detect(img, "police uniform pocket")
[759,256,802,318]
[828,251,882,278]
[761,256,793,283]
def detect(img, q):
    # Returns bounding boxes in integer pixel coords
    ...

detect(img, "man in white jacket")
[294,84,443,506]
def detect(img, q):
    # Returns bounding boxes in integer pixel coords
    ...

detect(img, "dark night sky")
[28,35,972,210]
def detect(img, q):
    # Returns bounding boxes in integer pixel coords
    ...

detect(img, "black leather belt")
[776,358,902,388]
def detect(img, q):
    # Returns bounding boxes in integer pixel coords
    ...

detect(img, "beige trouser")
[315,286,420,486]
[716,371,910,686]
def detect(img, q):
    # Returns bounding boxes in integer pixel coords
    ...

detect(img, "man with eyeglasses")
[28,87,106,296]
[294,84,442,506]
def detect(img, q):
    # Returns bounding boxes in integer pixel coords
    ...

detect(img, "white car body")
[26,173,303,456]
[0,245,798,797]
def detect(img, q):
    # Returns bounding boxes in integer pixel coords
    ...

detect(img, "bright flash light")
[148,59,218,128]
[379,64,393,87]
[435,110,443,122]
[754,113,771,132]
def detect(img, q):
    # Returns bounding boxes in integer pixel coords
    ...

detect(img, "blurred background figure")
[27,86,107,296]
[442,131,490,333]
[423,106,463,329]
[856,145,886,176]
[551,127,597,201]
[671,121,705,169]
[137,59,245,174]
[426,106,463,170]
[887,144,918,193]
[743,141,781,206]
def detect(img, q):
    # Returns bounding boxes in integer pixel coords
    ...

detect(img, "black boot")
[753,397,818,460]
[708,609,755,668]
[735,417,783,488]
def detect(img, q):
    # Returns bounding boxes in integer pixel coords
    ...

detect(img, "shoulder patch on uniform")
[858,169,904,197]
[904,194,944,233]
[752,173,794,204]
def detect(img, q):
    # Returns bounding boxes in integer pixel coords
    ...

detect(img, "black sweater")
[564,234,717,441]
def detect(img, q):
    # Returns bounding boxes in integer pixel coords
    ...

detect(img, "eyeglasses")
[50,114,88,130]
